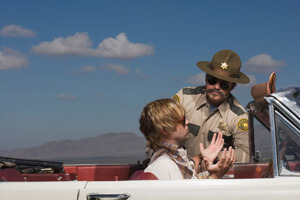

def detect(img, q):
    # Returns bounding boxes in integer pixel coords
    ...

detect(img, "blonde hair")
[139,98,185,150]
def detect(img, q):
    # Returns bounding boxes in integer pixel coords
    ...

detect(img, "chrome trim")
[268,103,279,177]
[87,194,130,200]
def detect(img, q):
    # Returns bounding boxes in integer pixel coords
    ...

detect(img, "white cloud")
[134,69,147,77]
[58,94,76,99]
[0,24,36,38]
[100,63,130,75]
[32,32,93,56]
[32,32,154,59]
[0,47,28,70]
[245,54,287,74]
[96,33,154,59]
[186,73,206,85]
[79,65,97,73]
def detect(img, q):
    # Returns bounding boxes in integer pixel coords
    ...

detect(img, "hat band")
[208,64,240,79]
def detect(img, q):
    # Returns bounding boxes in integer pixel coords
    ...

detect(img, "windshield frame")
[266,95,300,177]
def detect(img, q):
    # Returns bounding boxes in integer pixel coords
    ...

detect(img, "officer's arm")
[231,113,250,163]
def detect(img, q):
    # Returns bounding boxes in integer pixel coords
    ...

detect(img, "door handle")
[87,193,130,200]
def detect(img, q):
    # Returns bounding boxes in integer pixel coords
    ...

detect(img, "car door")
[0,181,86,200]
[79,178,300,200]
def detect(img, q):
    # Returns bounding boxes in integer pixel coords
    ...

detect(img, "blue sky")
[0,0,299,150]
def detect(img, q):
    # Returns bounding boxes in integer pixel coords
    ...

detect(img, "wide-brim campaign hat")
[197,49,250,84]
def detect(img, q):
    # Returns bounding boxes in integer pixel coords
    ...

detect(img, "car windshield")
[275,110,300,176]
[253,117,272,162]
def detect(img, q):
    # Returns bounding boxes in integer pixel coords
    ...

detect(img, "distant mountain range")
[0,126,273,164]
[0,132,147,164]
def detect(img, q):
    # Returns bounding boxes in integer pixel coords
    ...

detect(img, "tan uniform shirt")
[173,86,250,163]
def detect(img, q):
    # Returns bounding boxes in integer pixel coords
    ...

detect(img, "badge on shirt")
[217,121,227,132]
[172,95,180,103]
[237,118,248,132]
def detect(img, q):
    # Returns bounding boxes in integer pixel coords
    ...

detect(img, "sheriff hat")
[197,49,250,84]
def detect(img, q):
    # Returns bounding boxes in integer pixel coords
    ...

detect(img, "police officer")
[173,49,250,163]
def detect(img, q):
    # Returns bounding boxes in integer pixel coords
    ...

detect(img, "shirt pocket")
[187,123,200,136]
[207,130,235,149]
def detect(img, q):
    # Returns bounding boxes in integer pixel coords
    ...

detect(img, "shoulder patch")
[172,95,180,103]
[237,118,248,132]
[182,86,205,95]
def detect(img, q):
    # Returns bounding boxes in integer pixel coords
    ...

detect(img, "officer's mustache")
[206,89,227,98]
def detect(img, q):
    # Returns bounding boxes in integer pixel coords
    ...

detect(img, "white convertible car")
[1,75,300,200]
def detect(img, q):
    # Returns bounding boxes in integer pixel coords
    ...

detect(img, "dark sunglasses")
[177,115,186,127]
[206,75,230,91]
